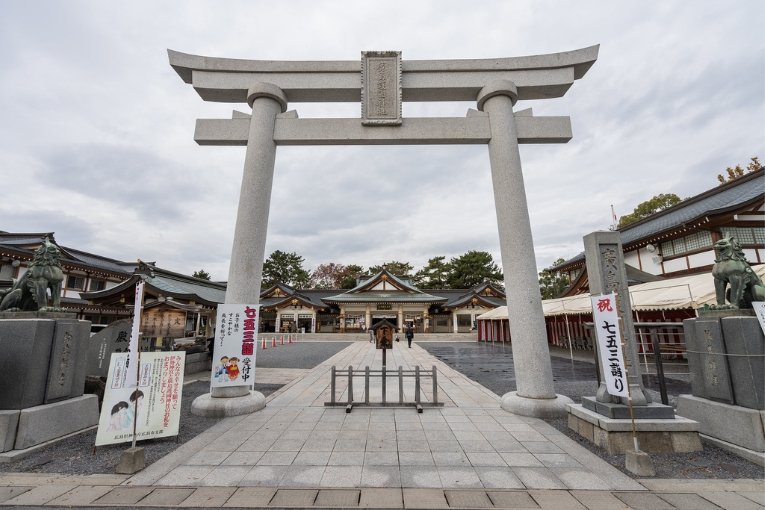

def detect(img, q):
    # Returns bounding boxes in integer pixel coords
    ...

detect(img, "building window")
[66,275,86,290]
[721,227,765,245]
[661,230,713,258]
[89,279,106,291]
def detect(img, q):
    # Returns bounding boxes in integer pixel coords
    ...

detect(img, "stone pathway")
[124,342,640,491]
[0,342,762,508]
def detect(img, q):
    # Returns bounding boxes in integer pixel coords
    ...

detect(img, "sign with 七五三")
[591,292,629,398]
[210,304,259,388]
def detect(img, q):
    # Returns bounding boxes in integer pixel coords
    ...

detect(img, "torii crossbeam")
[170,46,598,418]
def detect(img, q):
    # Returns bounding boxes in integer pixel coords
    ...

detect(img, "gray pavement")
[0,341,763,509]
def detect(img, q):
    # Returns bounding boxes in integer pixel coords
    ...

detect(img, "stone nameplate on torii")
[361,51,401,126]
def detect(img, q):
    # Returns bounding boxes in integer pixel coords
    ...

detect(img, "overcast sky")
[1,1,763,281]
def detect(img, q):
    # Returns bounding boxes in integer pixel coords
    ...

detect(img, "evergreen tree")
[367,261,414,279]
[447,250,503,288]
[538,258,569,299]
[262,250,310,289]
[192,269,211,280]
[618,193,682,228]
[413,256,452,289]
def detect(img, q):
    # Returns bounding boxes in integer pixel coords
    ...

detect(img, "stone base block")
[184,352,211,375]
[582,396,675,419]
[116,446,145,474]
[191,391,266,418]
[676,394,765,452]
[0,411,20,453]
[14,395,99,450]
[625,449,655,476]
[501,392,573,419]
[567,403,702,454]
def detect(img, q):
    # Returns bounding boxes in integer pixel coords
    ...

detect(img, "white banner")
[95,351,185,446]
[590,292,628,397]
[125,280,145,388]
[753,301,765,336]
[210,304,258,389]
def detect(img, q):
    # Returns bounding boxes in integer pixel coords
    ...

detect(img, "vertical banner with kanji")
[590,292,629,397]
[95,351,185,446]
[125,280,145,388]
[210,304,258,389]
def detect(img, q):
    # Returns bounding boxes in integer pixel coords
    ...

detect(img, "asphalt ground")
[418,341,765,480]
[0,342,352,475]
[253,341,353,369]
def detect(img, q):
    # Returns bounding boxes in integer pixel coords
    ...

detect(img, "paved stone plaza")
[1,342,763,508]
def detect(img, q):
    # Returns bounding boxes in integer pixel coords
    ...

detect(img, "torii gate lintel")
[172,47,599,419]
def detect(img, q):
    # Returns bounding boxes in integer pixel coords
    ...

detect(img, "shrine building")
[259,269,506,334]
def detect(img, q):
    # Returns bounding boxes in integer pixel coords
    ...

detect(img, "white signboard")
[590,292,629,397]
[95,351,185,446]
[753,301,765,335]
[210,304,258,388]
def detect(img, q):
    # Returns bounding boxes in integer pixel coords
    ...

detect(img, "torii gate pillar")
[478,81,571,416]
[170,46,598,418]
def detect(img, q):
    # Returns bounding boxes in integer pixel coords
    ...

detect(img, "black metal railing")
[326,365,443,413]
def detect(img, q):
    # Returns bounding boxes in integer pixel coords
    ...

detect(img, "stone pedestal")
[191,390,265,418]
[0,411,19,452]
[0,317,96,456]
[581,396,675,419]
[679,316,764,465]
[1,395,99,457]
[677,395,765,466]
[684,316,764,409]
[0,318,91,409]
[567,403,702,454]
[14,395,99,450]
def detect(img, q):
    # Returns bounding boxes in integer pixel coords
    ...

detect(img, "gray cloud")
[1,0,763,281]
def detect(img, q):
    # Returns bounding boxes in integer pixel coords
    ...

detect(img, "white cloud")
[1,0,763,280]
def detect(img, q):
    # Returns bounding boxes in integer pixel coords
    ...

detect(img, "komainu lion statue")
[0,238,65,312]
[712,236,765,309]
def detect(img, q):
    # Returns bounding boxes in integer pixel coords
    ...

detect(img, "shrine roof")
[0,232,135,276]
[323,292,447,304]
[82,266,226,306]
[555,169,765,269]
[619,169,763,246]
[323,269,446,304]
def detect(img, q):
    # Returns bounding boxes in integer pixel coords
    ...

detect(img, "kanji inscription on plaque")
[361,51,402,125]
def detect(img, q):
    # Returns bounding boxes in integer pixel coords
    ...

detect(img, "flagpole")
[616,291,640,453]
[127,271,146,451]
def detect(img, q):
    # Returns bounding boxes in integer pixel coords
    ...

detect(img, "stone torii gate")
[170,46,598,418]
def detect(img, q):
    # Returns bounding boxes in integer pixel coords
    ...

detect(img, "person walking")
[405,324,414,348]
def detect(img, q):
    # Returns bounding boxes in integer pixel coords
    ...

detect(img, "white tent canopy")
[478,264,765,319]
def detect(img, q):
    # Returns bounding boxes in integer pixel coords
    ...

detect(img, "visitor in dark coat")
[405,325,414,348]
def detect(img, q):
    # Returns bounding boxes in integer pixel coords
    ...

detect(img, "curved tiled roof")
[82,267,226,306]
[619,169,763,247]
[0,232,135,276]
[323,269,447,304]
[556,169,765,269]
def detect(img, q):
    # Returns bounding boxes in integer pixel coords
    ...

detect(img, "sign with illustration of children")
[210,304,259,388]
[95,351,185,446]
